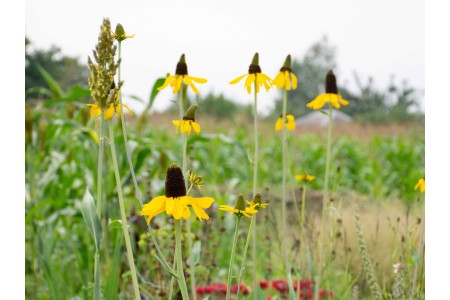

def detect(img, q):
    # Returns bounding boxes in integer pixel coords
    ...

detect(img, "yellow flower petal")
[285,71,291,90]
[122,103,134,116]
[219,205,236,213]
[189,76,208,84]
[306,175,316,182]
[275,117,283,131]
[87,104,101,119]
[104,103,116,120]
[291,73,298,90]
[286,115,295,131]
[191,121,201,134]
[295,175,305,181]
[140,196,167,224]
[245,74,256,94]
[229,74,248,85]
[272,72,285,89]
[173,75,183,94]
[158,75,175,91]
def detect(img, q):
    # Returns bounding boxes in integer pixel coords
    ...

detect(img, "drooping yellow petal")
[191,121,201,134]
[87,104,101,119]
[306,175,316,182]
[286,115,295,131]
[245,74,256,94]
[291,73,298,90]
[189,82,200,94]
[173,75,183,94]
[275,117,283,131]
[158,75,175,91]
[181,120,192,135]
[285,71,291,90]
[307,94,328,110]
[295,175,305,182]
[189,76,208,84]
[192,204,210,221]
[338,95,350,106]
[171,198,185,219]
[165,197,175,215]
[219,205,236,213]
[141,196,167,223]
[229,74,248,85]
[182,205,191,219]
[191,197,214,208]
[272,72,285,89]
[104,103,116,120]
[172,120,183,134]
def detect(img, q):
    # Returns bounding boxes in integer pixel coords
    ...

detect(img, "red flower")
[211,282,227,295]
[230,283,249,295]
[259,280,269,289]
[204,284,216,293]
[195,286,205,295]
[319,289,335,299]
[272,279,288,294]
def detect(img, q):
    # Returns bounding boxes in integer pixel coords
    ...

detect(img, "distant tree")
[25,38,89,100]
[273,36,346,117]
[272,36,423,123]
[196,92,239,119]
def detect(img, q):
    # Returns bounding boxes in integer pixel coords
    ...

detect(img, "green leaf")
[79,189,103,250]
[154,253,179,279]
[108,219,125,229]
[37,65,65,99]
[149,77,166,107]
[190,241,201,266]
[319,110,329,116]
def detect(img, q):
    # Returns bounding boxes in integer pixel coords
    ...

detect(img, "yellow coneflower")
[172,104,201,135]
[246,193,269,210]
[158,54,207,94]
[414,178,425,193]
[295,173,316,183]
[140,164,214,223]
[219,195,258,218]
[275,114,295,131]
[229,52,272,94]
[114,23,135,41]
[272,54,298,91]
[306,70,349,110]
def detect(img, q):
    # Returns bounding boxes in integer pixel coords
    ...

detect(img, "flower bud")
[234,194,246,211]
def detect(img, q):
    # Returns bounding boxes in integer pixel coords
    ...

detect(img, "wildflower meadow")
[25,18,425,300]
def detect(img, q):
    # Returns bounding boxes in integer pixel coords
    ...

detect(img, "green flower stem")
[252,81,259,300]
[236,215,255,300]
[300,184,307,273]
[117,41,143,208]
[94,250,101,300]
[108,120,141,300]
[226,216,241,300]
[175,220,190,300]
[96,111,105,217]
[314,104,333,300]
[116,41,173,294]
[93,111,105,300]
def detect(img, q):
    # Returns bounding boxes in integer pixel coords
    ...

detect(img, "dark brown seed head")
[176,54,188,75]
[325,70,338,94]
[165,164,187,198]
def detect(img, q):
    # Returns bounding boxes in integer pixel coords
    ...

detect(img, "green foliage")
[26,38,89,100]
[196,92,239,120]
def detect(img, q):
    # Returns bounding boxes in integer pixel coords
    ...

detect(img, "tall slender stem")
[300,184,307,275]
[115,40,172,288]
[314,105,333,300]
[108,120,141,300]
[96,112,105,217]
[175,220,190,300]
[116,41,143,208]
[236,215,255,300]
[94,250,101,300]
[226,217,241,300]
[252,81,259,300]
[93,111,105,300]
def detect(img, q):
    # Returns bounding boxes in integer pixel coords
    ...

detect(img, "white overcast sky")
[25,0,424,113]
